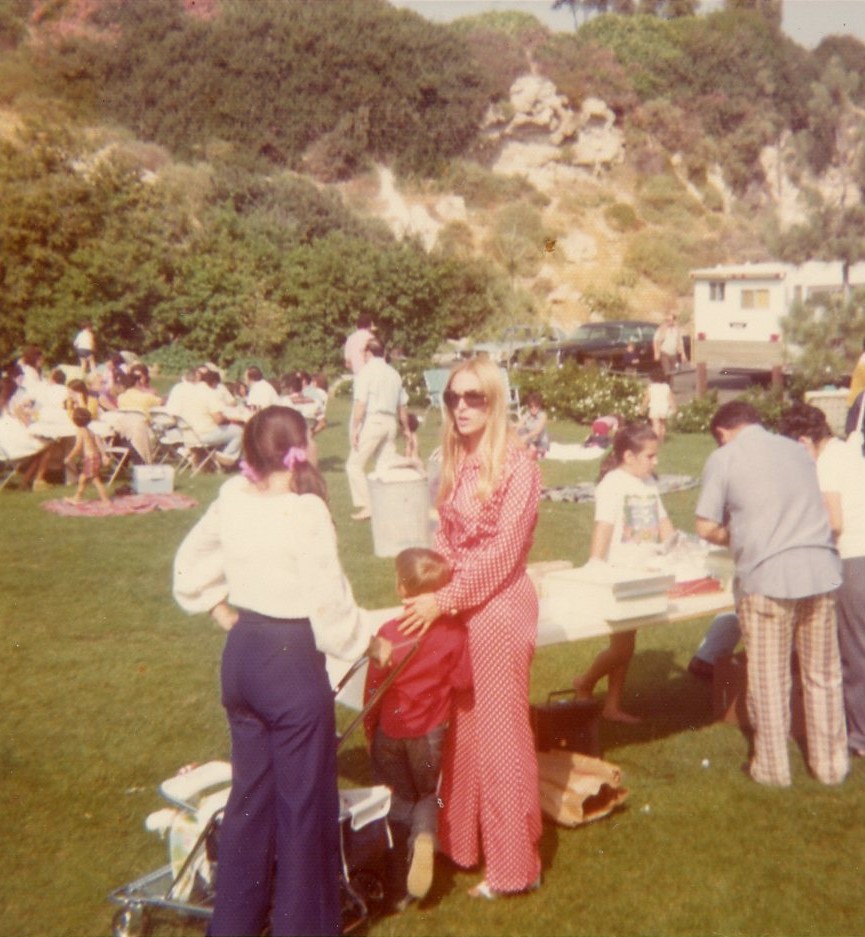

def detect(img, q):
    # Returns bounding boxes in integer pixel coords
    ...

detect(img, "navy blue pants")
[210,611,342,936]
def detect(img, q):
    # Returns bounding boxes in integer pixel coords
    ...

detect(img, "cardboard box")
[133,464,175,495]
[713,651,805,740]
[541,566,674,622]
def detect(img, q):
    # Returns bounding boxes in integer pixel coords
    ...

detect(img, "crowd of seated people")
[1,349,332,489]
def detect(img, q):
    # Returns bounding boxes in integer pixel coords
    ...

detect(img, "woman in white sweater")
[173,405,384,936]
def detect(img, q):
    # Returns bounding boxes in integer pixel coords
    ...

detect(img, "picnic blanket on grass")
[546,442,606,462]
[542,474,699,504]
[42,493,198,517]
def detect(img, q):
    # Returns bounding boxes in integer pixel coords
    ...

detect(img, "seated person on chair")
[176,369,243,468]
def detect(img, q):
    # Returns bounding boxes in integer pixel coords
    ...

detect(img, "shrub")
[582,287,631,320]
[672,390,719,434]
[517,361,644,424]
[604,201,641,233]
[142,344,205,377]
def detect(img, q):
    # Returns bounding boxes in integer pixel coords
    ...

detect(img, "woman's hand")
[399,592,442,638]
[210,601,238,632]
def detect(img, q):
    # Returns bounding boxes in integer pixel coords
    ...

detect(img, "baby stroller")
[108,650,415,937]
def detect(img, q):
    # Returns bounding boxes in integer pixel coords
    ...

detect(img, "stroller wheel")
[112,906,147,937]
[352,869,386,911]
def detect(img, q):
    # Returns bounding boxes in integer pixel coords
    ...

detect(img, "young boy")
[363,548,471,911]
[64,406,111,505]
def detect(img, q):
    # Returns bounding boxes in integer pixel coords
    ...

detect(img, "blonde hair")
[437,357,512,505]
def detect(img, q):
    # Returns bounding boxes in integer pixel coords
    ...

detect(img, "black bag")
[530,690,603,757]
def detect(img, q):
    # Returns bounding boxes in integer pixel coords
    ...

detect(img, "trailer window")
[709,281,725,301]
[741,289,769,309]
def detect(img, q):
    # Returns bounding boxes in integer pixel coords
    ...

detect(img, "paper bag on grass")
[537,750,629,827]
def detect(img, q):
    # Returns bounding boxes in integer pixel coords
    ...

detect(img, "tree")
[782,290,865,387]
[724,0,782,30]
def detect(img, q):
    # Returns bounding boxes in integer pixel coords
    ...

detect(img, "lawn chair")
[498,367,521,419]
[0,439,36,490]
[104,441,132,487]
[422,368,450,419]
[172,416,220,477]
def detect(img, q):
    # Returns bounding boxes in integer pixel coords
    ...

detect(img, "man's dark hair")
[778,403,832,444]
[357,313,374,330]
[709,401,761,439]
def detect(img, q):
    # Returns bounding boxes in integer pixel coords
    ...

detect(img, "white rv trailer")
[690,261,865,372]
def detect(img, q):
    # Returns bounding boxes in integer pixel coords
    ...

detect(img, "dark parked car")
[515,320,679,373]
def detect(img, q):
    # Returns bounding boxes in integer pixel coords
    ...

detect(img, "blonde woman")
[401,357,543,899]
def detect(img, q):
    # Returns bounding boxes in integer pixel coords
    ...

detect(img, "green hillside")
[1,0,863,372]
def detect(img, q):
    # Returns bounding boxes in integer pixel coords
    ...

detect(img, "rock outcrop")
[481,75,625,192]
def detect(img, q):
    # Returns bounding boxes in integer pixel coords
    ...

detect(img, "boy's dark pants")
[371,723,445,902]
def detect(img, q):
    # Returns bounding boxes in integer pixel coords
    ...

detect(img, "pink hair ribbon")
[283,446,308,472]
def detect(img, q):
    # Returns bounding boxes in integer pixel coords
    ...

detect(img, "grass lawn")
[1,397,863,937]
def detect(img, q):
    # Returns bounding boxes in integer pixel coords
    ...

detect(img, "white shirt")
[164,379,199,416]
[173,476,373,660]
[177,383,223,437]
[816,437,865,559]
[74,328,94,352]
[353,357,407,416]
[594,468,669,567]
[344,328,374,374]
[247,379,280,410]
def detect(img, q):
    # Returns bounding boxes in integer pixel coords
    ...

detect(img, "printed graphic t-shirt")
[594,467,668,567]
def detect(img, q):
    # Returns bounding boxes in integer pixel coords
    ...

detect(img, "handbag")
[537,750,629,827]
[530,690,603,757]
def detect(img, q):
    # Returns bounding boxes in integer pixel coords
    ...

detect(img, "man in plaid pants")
[695,401,848,787]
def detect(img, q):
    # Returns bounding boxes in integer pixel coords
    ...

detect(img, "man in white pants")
[346,338,409,521]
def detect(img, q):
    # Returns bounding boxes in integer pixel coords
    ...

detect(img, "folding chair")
[173,416,220,477]
[498,367,521,419]
[104,441,132,486]
[149,410,185,468]
[0,439,33,490]
[422,368,451,419]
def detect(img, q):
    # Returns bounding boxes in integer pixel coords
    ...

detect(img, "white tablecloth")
[328,588,734,712]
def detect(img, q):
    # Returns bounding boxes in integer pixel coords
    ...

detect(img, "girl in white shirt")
[173,405,385,936]
[572,423,675,723]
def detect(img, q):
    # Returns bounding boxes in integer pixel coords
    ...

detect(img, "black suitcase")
[530,690,603,757]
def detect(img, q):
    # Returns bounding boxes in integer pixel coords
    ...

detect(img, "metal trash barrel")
[367,466,431,558]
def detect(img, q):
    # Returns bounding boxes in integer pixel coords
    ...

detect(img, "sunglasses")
[443,389,488,410]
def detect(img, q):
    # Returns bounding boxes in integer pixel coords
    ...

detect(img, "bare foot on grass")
[64,497,83,505]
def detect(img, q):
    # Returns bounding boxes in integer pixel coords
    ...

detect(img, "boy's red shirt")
[363,616,471,742]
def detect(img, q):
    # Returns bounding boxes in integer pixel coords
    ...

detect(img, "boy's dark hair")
[51,368,66,385]
[709,401,761,440]
[778,403,832,443]
[525,391,543,408]
[356,313,374,330]
[649,366,668,384]
[367,337,385,358]
[246,366,263,382]
[71,406,92,428]
[395,548,452,597]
